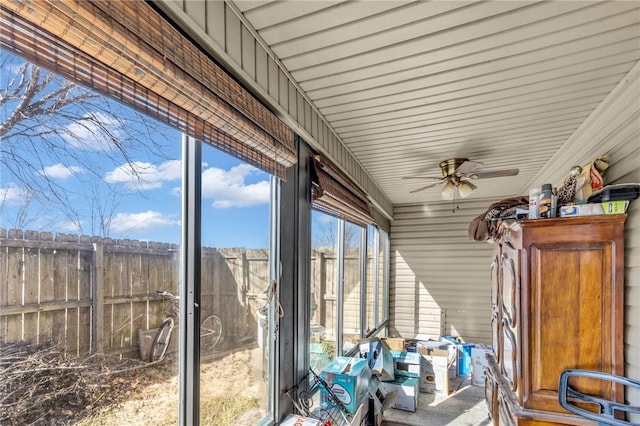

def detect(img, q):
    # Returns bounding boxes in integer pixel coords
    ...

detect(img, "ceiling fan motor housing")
[439,158,470,177]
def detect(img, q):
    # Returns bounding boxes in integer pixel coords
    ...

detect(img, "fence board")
[52,247,69,349]
[6,245,23,342]
[78,250,91,300]
[78,306,91,355]
[0,241,8,342]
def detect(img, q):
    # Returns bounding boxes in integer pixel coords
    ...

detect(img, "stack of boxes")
[298,335,493,425]
[316,338,397,425]
[380,350,421,411]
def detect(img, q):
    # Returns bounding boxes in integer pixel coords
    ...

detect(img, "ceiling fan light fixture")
[441,179,456,200]
[458,180,477,198]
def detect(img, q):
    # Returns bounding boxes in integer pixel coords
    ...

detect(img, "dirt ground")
[1,342,268,426]
[76,348,268,426]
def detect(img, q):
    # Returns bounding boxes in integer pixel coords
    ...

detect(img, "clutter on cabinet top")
[468,196,529,242]
[557,156,610,204]
[587,183,640,203]
[559,200,629,217]
[468,155,639,242]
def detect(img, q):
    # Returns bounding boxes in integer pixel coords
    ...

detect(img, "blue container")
[458,344,475,375]
[442,336,475,375]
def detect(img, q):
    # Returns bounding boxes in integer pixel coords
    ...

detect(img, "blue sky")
[0,50,271,249]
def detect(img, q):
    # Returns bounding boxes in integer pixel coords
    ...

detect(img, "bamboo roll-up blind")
[0,0,296,178]
[311,156,373,228]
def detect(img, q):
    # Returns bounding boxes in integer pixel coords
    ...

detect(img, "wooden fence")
[0,229,269,358]
[0,229,374,358]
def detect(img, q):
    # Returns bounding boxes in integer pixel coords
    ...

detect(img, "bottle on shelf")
[529,187,540,219]
[540,183,553,218]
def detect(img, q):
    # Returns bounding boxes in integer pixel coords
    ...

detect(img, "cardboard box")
[391,350,422,379]
[280,414,323,426]
[559,201,629,217]
[416,340,456,363]
[320,357,371,414]
[471,345,492,387]
[412,340,454,393]
[420,353,449,394]
[379,377,419,412]
[349,398,368,426]
[368,376,395,426]
[601,200,629,214]
[382,337,405,351]
[359,338,395,381]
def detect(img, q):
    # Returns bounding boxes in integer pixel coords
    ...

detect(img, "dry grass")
[1,342,267,426]
[77,349,267,426]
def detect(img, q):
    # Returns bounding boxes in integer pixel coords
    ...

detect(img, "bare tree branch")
[1,52,174,236]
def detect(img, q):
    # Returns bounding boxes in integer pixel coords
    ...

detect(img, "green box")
[601,200,629,214]
[320,356,371,414]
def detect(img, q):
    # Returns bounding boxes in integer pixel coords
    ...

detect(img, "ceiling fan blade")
[473,168,519,179]
[410,181,440,193]
[401,175,442,180]
[455,160,483,175]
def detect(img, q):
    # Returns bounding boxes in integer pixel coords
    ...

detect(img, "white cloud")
[202,164,269,208]
[56,220,82,232]
[40,164,84,179]
[104,160,269,206]
[110,210,180,233]
[104,160,181,191]
[0,184,27,204]
[61,112,122,151]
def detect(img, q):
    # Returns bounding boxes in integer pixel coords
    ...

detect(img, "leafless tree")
[0,52,173,236]
[312,214,361,250]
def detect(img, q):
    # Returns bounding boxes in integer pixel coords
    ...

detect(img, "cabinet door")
[500,242,520,393]
[524,237,619,413]
[500,243,519,329]
[490,248,501,360]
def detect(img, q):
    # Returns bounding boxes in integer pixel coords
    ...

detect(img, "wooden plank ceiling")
[230,0,640,205]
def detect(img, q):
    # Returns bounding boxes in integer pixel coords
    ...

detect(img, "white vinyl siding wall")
[608,147,640,416]
[390,199,495,344]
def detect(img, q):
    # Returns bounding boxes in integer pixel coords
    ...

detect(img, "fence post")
[92,241,104,353]
[241,251,249,337]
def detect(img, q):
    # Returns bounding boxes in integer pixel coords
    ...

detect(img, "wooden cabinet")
[486,215,625,426]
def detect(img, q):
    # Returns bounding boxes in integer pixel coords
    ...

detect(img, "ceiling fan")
[403,158,519,200]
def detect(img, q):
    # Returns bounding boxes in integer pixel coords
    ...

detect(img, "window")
[1,50,184,424]
[309,210,339,372]
[309,209,370,371]
[0,49,277,426]
[341,222,365,353]
[378,230,390,329]
[365,225,390,336]
[199,144,273,424]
